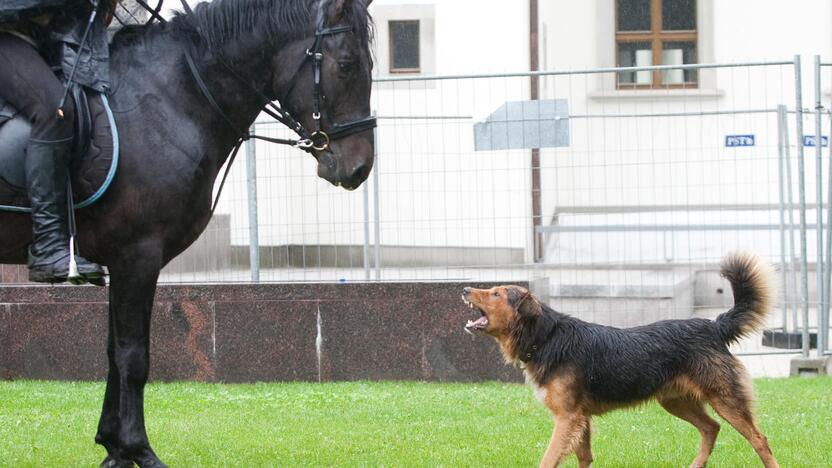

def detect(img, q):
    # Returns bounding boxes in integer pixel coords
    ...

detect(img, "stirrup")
[67,237,85,285]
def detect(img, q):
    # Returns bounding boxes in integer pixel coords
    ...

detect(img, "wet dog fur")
[462,252,779,468]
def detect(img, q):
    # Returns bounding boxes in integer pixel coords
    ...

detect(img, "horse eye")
[338,61,354,74]
[493,291,500,297]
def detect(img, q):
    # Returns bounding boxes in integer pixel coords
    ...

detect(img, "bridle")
[292,3,378,151]
[173,0,377,212]
[181,0,376,152]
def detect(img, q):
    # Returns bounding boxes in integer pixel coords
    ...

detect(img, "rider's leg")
[0,33,104,284]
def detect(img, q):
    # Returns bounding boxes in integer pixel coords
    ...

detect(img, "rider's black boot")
[25,138,105,285]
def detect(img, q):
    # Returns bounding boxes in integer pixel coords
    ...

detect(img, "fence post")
[363,167,371,281]
[825,107,832,354]
[814,56,825,351]
[794,55,811,357]
[777,105,789,330]
[825,107,832,355]
[372,122,381,280]
[818,106,832,354]
[246,126,260,283]
[781,103,801,332]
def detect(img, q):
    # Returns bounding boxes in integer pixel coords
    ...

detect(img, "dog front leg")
[539,414,588,468]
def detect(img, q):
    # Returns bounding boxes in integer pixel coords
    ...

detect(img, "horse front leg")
[96,309,130,467]
[106,250,167,468]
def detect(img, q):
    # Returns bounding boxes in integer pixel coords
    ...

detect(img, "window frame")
[388,19,421,74]
[615,0,698,89]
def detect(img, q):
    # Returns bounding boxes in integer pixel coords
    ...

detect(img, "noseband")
[181,0,377,153]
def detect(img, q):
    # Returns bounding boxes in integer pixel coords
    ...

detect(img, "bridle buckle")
[294,138,315,149]
[310,131,331,151]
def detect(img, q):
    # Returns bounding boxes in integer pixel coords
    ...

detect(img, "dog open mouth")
[462,295,488,334]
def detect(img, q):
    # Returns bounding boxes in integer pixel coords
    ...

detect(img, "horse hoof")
[137,459,168,468]
[135,451,168,468]
[100,455,135,468]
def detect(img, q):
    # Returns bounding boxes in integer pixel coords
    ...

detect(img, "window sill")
[589,88,724,101]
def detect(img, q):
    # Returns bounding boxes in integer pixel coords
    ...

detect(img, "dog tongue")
[465,316,488,330]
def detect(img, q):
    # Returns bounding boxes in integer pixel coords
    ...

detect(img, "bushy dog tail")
[715,252,775,345]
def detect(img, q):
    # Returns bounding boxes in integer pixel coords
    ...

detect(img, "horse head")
[272,0,375,191]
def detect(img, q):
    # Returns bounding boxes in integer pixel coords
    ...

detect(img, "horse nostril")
[463,287,471,295]
[350,162,371,182]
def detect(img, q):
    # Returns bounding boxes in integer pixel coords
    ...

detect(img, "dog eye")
[338,61,354,74]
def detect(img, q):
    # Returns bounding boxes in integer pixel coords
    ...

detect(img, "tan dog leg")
[658,396,720,467]
[708,394,779,468]
[574,418,593,468]
[539,414,588,468]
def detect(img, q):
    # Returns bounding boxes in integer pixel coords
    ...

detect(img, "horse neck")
[109,3,313,172]
[179,19,312,169]
[191,56,267,139]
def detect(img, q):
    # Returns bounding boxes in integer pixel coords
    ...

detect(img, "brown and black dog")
[462,252,779,468]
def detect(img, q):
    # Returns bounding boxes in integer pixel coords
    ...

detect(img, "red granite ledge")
[214,301,319,382]
[0,282,529,382]
[0,284,107,303]
[0,304,10,379]
[0,281,523,304]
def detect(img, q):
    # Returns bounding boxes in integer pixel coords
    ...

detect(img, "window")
[616,0,697,88]
[389,20,420,73]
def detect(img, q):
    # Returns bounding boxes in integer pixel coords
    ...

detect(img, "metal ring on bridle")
[310,131,330,151]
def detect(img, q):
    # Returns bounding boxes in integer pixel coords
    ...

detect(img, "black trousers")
[0,32,74,142]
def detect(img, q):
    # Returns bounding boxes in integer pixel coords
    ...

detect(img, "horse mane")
[170,0,373,51]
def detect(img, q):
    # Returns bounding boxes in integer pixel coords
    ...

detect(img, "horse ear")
[327,0,353,24]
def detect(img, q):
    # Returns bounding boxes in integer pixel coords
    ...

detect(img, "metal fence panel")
[819,58,832,356]
[4,59,825,372]
[153,60,821,369]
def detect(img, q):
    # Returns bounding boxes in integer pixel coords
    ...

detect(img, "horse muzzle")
[316,152,373,191]
[314,126,375,191]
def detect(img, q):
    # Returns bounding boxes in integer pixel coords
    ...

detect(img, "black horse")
[0,0,375,465]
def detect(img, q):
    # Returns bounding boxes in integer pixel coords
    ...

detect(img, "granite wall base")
[0,282,524,383]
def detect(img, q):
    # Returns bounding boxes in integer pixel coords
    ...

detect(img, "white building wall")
[536,0,832,264]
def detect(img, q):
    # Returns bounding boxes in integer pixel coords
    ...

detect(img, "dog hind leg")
[658,396,720,467]
[574,418,593,468]
[707,393,778,468]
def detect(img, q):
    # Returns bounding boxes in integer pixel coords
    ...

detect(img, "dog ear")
[509,287,542,317]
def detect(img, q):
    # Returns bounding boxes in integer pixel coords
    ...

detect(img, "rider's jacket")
[0,0,117,93]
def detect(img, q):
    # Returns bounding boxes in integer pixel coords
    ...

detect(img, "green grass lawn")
[0,378,829,467]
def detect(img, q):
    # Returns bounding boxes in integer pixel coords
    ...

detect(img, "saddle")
[0,85,119,212]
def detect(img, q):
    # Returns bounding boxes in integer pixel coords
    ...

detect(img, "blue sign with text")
[725,135,755,147]
[803,135,828,147]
